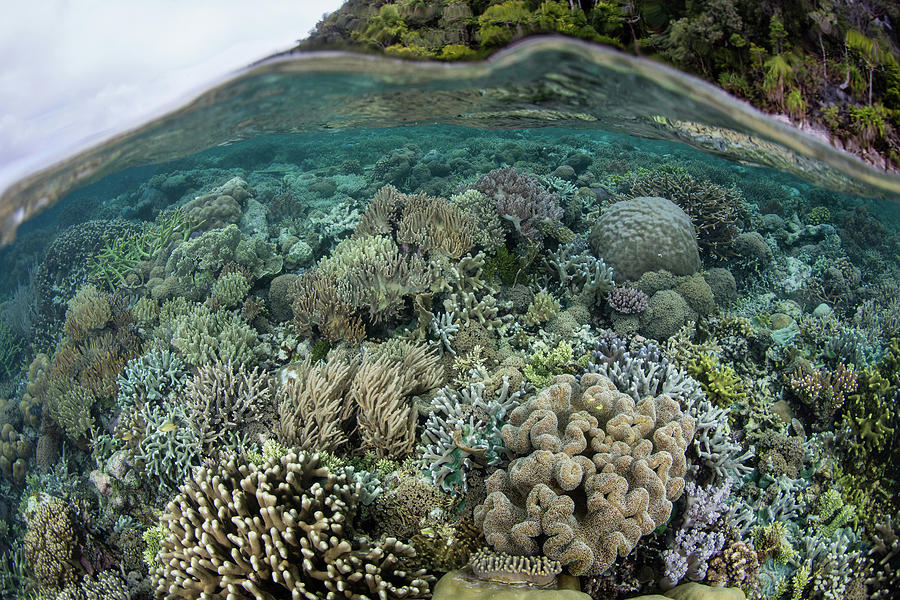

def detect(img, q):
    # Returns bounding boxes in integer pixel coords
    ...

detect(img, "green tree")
[785,88,807,123]
[477,0,535,47]
[845,29,894,106]
[763,53,795,111]
[357,4,408,47]
[768,14,788,55]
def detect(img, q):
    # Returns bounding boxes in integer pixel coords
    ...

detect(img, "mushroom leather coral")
[474,373,694,576]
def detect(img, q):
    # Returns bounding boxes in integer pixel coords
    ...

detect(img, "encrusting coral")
[155,450,433,599]
[474,373,695,576]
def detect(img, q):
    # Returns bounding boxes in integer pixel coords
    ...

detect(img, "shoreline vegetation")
[295,0,900,173]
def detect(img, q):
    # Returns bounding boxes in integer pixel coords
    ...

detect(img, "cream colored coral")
[156,451,433,599]
[276,353,357,451]
[474,373,694,576]
[63,284,111,341]
[275,342,442,460]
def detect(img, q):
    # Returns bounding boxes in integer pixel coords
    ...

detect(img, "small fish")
[159,422,178,433]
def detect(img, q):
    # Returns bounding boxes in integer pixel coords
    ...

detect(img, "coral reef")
[3,111,900,600]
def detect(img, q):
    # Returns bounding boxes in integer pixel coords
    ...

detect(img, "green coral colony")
[2,9,900,600]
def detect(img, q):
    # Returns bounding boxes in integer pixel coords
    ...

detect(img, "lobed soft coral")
[474,373,694,576]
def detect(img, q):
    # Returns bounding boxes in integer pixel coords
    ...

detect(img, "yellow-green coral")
[523,341,578,388]
[815,489,857,537]
[169,302,258,366]
[806,205,830,225]
[210,271,250,308]
[143,524,165,571]
[524,288,560,326]
[687,353,745,407]
[752,522,796,564]
[63,284,112,341]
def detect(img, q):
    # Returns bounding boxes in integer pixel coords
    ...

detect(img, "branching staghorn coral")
[688,398,754,481]
[474,373,695,576]
[589,336,705,406]
[156,451,433,599]
[443,289,512,330]
[430,310,459,355]
[661,479,733,588]
[116,348,188,408]
[136,397,202,492]
[544,238,614,305]
[184,359,272,453]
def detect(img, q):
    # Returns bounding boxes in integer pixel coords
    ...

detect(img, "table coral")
[474,373,694,576]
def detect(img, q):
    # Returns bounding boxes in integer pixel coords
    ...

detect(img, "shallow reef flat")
[0,125,898,599]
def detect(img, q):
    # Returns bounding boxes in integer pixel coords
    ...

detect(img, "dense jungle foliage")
[297,0,900,170]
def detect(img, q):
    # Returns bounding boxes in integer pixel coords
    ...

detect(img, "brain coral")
[589,196,700,282]
[474,373,694,576]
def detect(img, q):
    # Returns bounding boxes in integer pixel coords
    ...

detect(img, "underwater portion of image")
[0,122,899,600]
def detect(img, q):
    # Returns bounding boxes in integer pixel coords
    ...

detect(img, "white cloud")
[0,0,343,190]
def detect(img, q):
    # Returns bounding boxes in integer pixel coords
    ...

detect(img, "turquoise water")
[0,40,898,599]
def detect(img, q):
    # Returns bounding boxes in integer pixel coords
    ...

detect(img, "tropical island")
[297,0,900,171]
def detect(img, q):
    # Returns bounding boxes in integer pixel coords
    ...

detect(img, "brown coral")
[474,373,694,576]
[63,284,112,341]
[275,352,357,452]
[24,496,82,589]
[156,451,433,599]
[396,191,476,258]
[706,540,760,589]
[184,359,273,452]
[276,342,443,460]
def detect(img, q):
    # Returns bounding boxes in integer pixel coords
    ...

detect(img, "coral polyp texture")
[474,373,694,576]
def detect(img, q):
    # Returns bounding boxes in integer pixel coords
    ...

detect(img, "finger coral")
[474,373,695,576]
[155,450,433,599]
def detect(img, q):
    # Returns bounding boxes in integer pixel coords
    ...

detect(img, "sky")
[0,0,344,192]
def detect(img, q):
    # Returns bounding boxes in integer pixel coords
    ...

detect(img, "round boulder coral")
[704,268,737,307]
[640,289,690,340]
[675,274,716,316]
[589,196,700,281]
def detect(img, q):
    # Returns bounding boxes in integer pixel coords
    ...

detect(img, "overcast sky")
[0,0,344,192]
